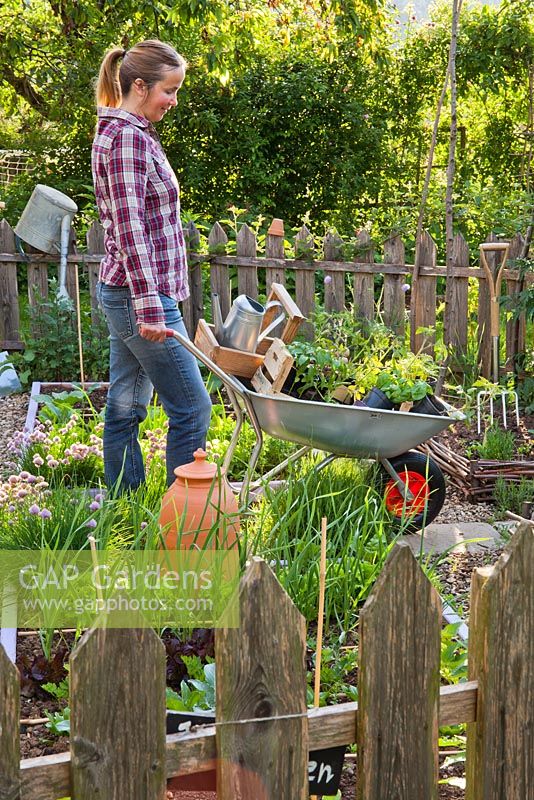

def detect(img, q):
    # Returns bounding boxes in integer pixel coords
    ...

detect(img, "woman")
[92,40,212,491]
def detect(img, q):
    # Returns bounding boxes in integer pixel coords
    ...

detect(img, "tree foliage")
[0,0,533,255]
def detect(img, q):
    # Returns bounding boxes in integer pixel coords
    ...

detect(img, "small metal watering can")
[14,184,77,297]
[212,293,285,352]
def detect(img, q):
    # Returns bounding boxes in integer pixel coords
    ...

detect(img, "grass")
[241,457,409,630]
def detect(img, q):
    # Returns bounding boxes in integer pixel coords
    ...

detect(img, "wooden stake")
[311,517,328,800]
[314,517,327,707]
[87,534,103,605]
[74,262,85,384]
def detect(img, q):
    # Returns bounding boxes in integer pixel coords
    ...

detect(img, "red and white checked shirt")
[92,107,189,326]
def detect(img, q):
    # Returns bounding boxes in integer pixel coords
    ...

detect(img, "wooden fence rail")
[0,217,530,373]
[0,525,532,799]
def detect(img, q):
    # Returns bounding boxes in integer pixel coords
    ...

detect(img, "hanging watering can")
[212,293,285,352]
[14,184,78,297]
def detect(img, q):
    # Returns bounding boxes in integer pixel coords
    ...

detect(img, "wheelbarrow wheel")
[378,451,446,534]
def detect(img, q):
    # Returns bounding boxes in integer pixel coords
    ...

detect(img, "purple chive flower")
[39,508,52,519]
[324,275,332,285]
[401,283,410,293]
[140,522,148,530]
[29,504,40,515]
[86,519,97,529]
[89,501,101,512]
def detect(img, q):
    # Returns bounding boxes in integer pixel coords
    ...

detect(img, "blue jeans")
[96,283,212,491]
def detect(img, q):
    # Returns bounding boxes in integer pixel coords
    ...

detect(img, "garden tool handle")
[479,243,510,338]
[165,329,248,398]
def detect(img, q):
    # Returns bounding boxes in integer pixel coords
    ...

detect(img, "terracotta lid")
[174,448,224,480]
[267,218,284,237]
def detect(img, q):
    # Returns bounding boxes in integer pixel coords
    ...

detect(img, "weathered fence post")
[383,233,406,335]
[86,221,105,324]
[0,642,20,800]
[466,525,534,800]
[323,230,345,313]
[504,232,526,371]
[357,542,441,800]
[70,627,166,799]
[183,220,203,337]
[265,219,286,292]
[353,229,375,321]
[236,222,258,300]
[294,224,315,340]
[444,232,470,356]
[0,219,21,349]
[412,230,437,355]
[265,220,287,338]
[216,557,309,799]
[65,227,78,303]
[209,222,230,323]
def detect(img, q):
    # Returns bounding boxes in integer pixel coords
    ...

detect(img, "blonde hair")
[95,40,187,108]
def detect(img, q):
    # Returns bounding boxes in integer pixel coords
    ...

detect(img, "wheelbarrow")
[166,330,461,533]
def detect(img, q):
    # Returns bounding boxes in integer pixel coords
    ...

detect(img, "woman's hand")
[138,323,169,342]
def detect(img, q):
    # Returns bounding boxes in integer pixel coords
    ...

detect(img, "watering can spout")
[212,293,224,342]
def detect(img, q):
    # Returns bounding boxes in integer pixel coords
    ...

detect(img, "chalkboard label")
[166,711,346,793]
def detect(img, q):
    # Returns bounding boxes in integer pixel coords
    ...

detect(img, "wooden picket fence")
[0,525,532,800]
[0,217,530,377]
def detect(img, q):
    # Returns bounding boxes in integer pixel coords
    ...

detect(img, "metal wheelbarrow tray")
[166,330,460,532]
[247,392,452,459]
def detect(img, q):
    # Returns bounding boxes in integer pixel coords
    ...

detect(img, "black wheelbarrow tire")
[378,450,447,534]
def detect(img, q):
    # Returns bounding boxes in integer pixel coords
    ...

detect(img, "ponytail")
[95,47,126,108]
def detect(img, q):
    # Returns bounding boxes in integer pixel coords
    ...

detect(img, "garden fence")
[0,217,530,377]
[0,525,532,799]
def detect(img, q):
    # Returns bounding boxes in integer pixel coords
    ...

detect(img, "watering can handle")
[257,301,285,343]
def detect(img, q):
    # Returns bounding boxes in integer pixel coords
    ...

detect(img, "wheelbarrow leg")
[221,386,245,475]
[379,458,415,502]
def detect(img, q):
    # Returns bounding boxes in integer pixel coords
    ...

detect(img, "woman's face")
[136,67,185,123]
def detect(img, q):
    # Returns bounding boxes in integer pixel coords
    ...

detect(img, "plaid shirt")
[92,107,188,326]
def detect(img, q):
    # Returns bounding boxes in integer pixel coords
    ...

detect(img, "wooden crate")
[194,319,274,379]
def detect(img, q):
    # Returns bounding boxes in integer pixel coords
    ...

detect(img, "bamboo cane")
[87,534,103,605]
[311,517,328,800]
[74,261,85,384]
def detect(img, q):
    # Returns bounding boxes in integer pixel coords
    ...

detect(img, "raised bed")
[418,438,534,502]
[25,381,109,432]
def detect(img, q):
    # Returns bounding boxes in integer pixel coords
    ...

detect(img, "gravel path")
[0,392,29,477]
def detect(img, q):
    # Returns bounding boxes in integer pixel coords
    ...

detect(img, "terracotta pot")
[267,217,284,237]
[159,449,239,550]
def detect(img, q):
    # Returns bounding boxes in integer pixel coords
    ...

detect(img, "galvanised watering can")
[14,184,77,297]
[212,293,285,352]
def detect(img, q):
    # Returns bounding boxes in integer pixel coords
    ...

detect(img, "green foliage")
[45,706,71,736]
[206,401,297,481]
[42,668,70,701]
[493,477,534,516]
[166,658,216,712]
[287,340,350,401]
[243,458,406,630]
[307,635,358,707]
[9,281,109,386]
[440,623,468,684]
[375,353,438,404]
[468,425,516,461]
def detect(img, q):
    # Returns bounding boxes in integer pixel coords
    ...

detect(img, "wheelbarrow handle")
[164,328,248,399]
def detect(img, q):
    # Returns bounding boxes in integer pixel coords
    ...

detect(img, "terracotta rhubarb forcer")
[159,449,239,550]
